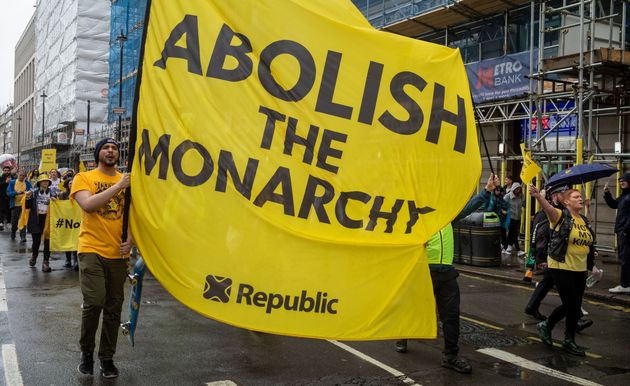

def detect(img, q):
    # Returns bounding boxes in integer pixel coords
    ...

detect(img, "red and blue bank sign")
[466,51,536,104]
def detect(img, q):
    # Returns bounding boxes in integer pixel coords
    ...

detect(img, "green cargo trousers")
[78,253,128,360]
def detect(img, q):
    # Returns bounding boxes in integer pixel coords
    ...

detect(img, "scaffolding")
[355,0,630,250]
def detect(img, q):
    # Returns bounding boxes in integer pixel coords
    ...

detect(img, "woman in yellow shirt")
[529,186,595,356]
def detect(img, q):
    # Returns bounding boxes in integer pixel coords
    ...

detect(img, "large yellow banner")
[132,0,481,339]
[49,200,81,251]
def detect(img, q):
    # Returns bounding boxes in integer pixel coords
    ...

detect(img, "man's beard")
[100,156,119,167]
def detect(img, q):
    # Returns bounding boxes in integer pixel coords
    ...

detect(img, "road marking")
[0,263,7,312]
[584,299,630,313]
[328,340,421,386]
[478,347,602,386]
[460,315,504,331]
[205,381,237,386]
[2,344,23,386]
[526,337,602,359]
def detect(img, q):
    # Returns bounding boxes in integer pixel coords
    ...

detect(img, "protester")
[58,178,78,270]
[529,185,596,356]
[603,173,630,294]
[503,182,524,256]
[503,175,513,194]
[485,185,509,247]
[524,184,596,331]
[395,173,500,374]
[0,166,13,231]
[49,169,61,195]
[25,173,57,272]
[28,168,39,188]
[71,138,131,378]
[7,171,32,242]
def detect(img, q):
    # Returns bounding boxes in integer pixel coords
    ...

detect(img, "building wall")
[0,105,13,154]
[13,14,36,160]
[108,0,147,125]
[33,0,110,144]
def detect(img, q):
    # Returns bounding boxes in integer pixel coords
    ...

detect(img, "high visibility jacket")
[426,224,454,266]
[425,190,492,270]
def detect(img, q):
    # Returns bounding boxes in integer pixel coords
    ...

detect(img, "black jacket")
[604,188,630,233]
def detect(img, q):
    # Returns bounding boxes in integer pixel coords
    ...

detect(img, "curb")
[456,265,630,309]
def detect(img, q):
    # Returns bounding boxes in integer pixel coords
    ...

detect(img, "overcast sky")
[0,1,37,110]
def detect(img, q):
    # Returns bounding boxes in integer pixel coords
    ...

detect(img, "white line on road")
[478,347,602,386]
[205,381,237,386]
[0,263,7,312]
[2,344,24,386]
[328,340,421,386]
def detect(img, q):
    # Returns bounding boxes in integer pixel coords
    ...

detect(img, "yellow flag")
[520,143,541,184]
[18,199,29,231]
[131,0,481,339]
[49,200,81,251]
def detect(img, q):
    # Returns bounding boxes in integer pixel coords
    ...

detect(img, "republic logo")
[202,275,339,314]
[203,275,232,303]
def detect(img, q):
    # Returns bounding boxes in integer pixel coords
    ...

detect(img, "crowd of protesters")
[1,166,77,272]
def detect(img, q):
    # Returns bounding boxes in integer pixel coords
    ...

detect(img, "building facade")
[351,0,630,248]
[31,0,111,169]
[0,105,13,154]
[13,13,36,166]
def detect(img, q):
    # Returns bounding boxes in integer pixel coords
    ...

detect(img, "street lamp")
[16,116,21,166]
[2,129,6,153]
[40,91,47,148]
[116,30,128,142]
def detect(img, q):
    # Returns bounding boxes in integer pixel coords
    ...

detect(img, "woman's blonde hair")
[558,189,580,205]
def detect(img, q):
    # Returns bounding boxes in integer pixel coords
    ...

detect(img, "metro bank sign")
[466,51,537,104]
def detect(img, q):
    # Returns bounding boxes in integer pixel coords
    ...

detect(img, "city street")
[0,233,628,386]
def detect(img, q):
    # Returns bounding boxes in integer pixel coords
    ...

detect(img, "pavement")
[455,250,630,308]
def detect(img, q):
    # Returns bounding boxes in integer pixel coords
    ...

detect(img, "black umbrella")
[546,163,618,187]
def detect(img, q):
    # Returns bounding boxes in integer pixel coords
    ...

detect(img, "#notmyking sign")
[131,0,481,339]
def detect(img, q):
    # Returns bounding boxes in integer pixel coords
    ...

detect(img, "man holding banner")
[395,174,499,374]
[71,138,132,378]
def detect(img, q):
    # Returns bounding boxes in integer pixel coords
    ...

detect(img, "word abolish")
[153,15,468,154]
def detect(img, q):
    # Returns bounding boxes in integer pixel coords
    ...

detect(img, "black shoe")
[441,354,472,374]
[64,261,72,269]
[562,338,586,356]
[394,339,407,353]
[10,233,15,240]
[28,257,36,267]
[77,352,94,375]
[20,238,26,243]
[576,318,593,333]
[525,307,547,321]
[100,359,119,379]
[537,321,553,346]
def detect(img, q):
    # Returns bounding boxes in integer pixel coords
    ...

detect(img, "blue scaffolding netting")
[108,0,148,125]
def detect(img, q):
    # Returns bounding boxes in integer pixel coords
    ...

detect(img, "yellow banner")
[520,143,541,184]
[49,200,81,252]
[132,0,481,339]
[39,149,57,173]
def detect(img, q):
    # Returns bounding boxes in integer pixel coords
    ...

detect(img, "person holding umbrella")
[529,184,596,356]
[603,173,630,294]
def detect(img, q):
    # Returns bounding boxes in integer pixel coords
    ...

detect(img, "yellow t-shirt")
[14,180,26,206]
[70,169,128,259]
[548,208,592,271]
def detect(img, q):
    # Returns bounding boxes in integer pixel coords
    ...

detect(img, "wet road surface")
[0,234,628,385]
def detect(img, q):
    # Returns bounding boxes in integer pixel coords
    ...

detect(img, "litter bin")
[453,211,501,267]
